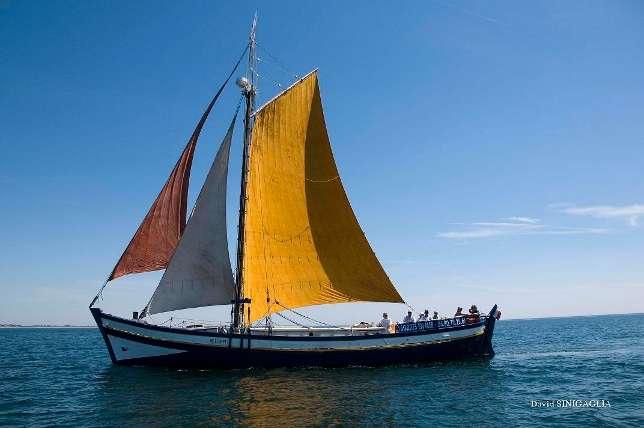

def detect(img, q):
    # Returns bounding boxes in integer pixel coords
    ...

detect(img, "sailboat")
[90,18,499,368]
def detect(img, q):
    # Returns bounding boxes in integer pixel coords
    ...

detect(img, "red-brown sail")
[107,48,247,281]
[108,138,197,281]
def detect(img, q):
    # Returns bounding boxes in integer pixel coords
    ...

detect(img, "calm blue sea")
[1,314,642,427]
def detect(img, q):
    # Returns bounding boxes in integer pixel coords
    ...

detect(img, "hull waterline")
[91,306,498,369]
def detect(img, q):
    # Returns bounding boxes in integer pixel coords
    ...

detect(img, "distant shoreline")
[501,312,644,321]
[1,312,642,328]
[0,325,96,329]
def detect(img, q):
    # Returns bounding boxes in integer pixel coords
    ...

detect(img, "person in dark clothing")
[466,305,480,324]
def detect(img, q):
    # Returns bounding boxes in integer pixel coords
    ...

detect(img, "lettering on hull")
[396,317,467,333]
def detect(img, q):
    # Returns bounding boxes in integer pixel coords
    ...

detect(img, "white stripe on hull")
[101,316,485,354]
[108,335,186,361]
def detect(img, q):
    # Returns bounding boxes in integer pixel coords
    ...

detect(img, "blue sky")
[1,0,643,325]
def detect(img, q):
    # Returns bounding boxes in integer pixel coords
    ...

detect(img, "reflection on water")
[95,360,503,426]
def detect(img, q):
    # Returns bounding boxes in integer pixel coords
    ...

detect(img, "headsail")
[146,114,237,314]
[106,49,246,282]
[108,137,197,281]
[242,71,403,324]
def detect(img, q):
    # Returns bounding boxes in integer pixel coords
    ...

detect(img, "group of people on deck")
[376,305,481,330]
[403,309,439,323]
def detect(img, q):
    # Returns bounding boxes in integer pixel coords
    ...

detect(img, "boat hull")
[91,307,497,369]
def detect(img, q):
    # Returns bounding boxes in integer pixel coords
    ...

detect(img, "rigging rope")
[256,43,299,79]
[255,43,302,104]
[405,302,416,315]
[274,301,344,329]
[274,311,307,327]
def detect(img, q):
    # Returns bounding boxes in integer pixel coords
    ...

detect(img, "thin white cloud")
[555,204,644,226]
[503,216,540,224]
[538,227,609,235]
[438,228,510,239]
[472,222,537,228]
[437,217,608,240]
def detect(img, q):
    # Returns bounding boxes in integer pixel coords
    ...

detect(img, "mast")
[233,14,257,330]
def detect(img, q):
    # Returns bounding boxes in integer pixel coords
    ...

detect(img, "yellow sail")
[242,71,403,324]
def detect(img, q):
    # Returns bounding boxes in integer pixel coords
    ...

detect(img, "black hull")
[91,307,497,369]
[115,331,492,369]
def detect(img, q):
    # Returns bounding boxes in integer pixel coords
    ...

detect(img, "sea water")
[1,314,642,427]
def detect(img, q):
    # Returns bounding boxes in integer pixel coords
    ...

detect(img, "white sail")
[147,115,237,315]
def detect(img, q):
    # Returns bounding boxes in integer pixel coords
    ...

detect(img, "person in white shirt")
[417,309,429,322]
[403,311,414,323]
[377,313,390,330]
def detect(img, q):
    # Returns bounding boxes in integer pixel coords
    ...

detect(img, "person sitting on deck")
[376,313,390,330]
[403,311,414,323]
[417,309,429,322]
[432,311,439,320]
[455,307,463,317]
[466,305,480,324]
